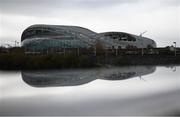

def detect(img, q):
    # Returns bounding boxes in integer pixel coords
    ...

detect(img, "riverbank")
[0,53,180,70]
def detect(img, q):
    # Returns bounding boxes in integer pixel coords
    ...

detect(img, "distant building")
[21,24,156,52]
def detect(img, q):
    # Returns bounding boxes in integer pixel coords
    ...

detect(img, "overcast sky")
[0,0,180,47]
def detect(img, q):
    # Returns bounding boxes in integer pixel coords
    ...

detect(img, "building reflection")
[21,66,156,87]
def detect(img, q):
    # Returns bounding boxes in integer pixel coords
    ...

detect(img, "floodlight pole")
[173,42,176,57]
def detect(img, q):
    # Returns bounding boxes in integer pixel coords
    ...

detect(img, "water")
[0,66,180,116]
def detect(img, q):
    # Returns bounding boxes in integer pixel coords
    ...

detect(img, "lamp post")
[77,47,79,56]
[94,46,96,56]
[14,40,20,47]
[141,48,144,56]
[173,42,176,57]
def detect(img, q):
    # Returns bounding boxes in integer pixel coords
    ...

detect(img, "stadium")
[21,24,156,52]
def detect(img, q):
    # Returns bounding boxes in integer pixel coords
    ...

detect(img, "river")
[0,65,180,116]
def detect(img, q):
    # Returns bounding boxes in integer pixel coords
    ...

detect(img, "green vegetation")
[0,53,97,70]
[0,47,180,70]
[0,52,180,70]
[116,55,180,66]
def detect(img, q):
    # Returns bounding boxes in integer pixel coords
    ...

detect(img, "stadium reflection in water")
[22,66,156,87]
[1,65,180,116]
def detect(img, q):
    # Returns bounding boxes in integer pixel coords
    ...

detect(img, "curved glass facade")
[100,32,157,48]
[100,32,136,42]
[21,25,100,52]
[21,24,157,52]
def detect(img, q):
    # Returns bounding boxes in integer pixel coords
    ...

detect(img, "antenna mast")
[140,31,147,37]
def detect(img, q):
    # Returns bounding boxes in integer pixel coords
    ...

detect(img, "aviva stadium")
[21,24,156,52]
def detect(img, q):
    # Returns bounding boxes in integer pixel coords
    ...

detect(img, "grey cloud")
[0,0,179,17]
[162,0,180,6]
[72,0,138,7]
[0,0,138,16]
[0,0,179,47]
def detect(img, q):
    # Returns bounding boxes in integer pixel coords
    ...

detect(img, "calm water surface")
[0,66,180,116]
